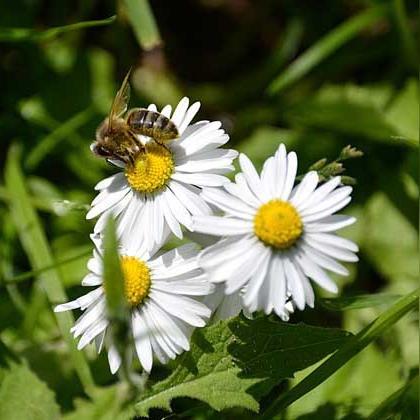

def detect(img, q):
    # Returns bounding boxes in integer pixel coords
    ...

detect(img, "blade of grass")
[0,16,116,42]
[261,288,419,418]
[103,218,137,391]
[2,249,91,285]
[268,5,389,94]
[122,0,162,50]
[320,293,402,311]
[392,0,417,71]
[4,144,95,393]
[25,107,95,170]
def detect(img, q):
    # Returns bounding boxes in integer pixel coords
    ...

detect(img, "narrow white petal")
[178,101,201,134]
[164,187,193,230]
[169,181,212,216]
[307,232,359,252]
[160,191,183,238]
[239,153,268,202]
[283,256,305,310]
[171,97,190,127]
[201,188,255,219]
[193,215,252,236]
[160,104,172,118]
[298,176,341,212]
[290,171,319,208]
[304,215,356,232]
[94,173,125,191]
[300,186,352,217]
[303,238,358,263]
[274,144,287,197]
[225,173,261,208]
[243,252,271,307]
[132,309,153,372]
[108,345,122,374]
[171,172,229,187]
[77,318,108,350]
[87,187,130,219]
[280,152,298,200]
[297,254,338,293]
[302,197,352,223]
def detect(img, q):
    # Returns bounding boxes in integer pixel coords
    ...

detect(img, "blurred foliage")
[0,0,418,419]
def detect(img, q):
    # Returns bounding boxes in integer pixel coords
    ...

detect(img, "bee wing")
[109,70,131,127]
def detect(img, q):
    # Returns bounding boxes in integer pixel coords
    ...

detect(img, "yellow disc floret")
[120,256,151,307]
[254,199,303,249]
[125,143,174,193]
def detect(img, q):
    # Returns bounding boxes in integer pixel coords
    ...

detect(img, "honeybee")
[92,71,179,164]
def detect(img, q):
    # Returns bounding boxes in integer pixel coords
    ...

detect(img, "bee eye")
[93,144,111,157]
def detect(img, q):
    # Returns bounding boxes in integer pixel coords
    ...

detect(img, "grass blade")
[25,107,95,170]
[261,288,419,418]
[122,0,162,50]
[4,144,94,393]
[321,293,402,311]
[268,5,388,94]
[0,16,116,42]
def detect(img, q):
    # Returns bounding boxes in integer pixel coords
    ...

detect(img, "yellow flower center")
[125,143,174,193]
[120,256,151,307]
[254,199,303,249]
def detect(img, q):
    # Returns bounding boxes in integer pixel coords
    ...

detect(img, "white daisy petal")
[300,186,352,217]
[305,215,356,232]
[303,238,358,262]
[301,242,350,275]
[171,172,229,187]
[225,173,261,208]
[274,144,287,197]
[87,187,130,219]
[132,309,153,373]
[302,196,352,223]
[94,173,126,191]
[298,176,341,212]
[179,101,201,134]
[160,104,172,118]
[283,256,305,310]
[108,345,122,374]
[239,153,268,202]
[171,97,190,127]
[307,232,359,252]
[169,181,212,216]
[193,215,253,236]
[280,152,298,200]
[290,171,319,207]
[243,251,271,307]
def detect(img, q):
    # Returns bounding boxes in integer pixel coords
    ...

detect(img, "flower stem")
[261,288,419,419]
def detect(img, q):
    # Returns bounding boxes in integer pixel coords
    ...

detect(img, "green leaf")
[360,193,418,290]
[368,374,419,419]
[268,5,388,94]
[285,84,397,141]
[385,79,419,145]
[63,386,135,420]
[122,0,162,50]
[135,316,351,417]
[261,288,419,418]
[0,363,60,420]
[4,145,94,393]
[321,293,401,311]
[0,16,116,42]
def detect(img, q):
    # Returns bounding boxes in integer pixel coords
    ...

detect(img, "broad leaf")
[135,316,351,417]
[0,364,60,420]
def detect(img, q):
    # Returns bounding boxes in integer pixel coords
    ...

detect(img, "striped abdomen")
[126,108,179,143]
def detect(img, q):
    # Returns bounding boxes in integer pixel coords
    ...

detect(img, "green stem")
[261,288,419,419]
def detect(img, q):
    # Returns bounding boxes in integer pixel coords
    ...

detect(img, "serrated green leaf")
[0,363,60,420]
[135,316,351,417]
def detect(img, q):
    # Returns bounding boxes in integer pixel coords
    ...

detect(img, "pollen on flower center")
[125,143,174,193]
[254,199,303,249]
[120,256,151,307]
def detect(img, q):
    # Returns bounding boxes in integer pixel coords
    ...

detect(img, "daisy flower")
[54,237,213,374]
[192,144,358,319]
[87,97,237,251]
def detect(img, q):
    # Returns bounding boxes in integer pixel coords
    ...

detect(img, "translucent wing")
[109,70,131,127]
